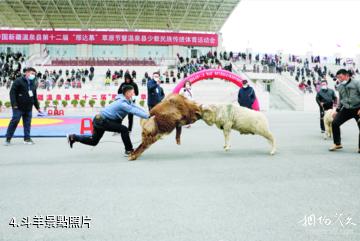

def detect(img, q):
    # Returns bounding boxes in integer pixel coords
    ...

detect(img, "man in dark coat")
[117,73,139,132]
[238,80,256,109]
[4,67,42,145]
[316,80,337,133]
[147,72,164,110]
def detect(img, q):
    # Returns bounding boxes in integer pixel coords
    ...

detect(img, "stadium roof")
[0,0,240,32]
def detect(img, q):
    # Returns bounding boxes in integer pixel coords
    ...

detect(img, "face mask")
[243,84,249,88]
[28,74,36,81]
[341,81,348,85]
[321,86,327,90]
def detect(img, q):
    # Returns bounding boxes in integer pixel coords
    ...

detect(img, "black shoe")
[124,150,134,157]
[67,134,75,148]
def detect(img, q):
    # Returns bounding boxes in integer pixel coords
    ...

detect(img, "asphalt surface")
[0,111,359,241]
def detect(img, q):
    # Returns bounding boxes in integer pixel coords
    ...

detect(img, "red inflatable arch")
[172,69,260,110]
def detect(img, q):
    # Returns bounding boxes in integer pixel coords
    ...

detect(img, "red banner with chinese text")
[0,30,218,47]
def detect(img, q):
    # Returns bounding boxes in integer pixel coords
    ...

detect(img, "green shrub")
[139,99,145,107]
[52,100,59,107]
[5,101,11,108]
[79,99,86,107]
[100,100,106,107]
[61,100,68,108]
[45,100,50,108]
[89,99,96,108]
[71,99,79,107]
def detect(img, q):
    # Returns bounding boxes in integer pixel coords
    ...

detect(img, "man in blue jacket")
[147,72,165,110]
[238,79,256,109]
[67,85,149,156]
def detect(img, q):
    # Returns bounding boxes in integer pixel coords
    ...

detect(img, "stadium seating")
[50,58,157,66]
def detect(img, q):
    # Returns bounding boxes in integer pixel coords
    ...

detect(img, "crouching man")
[329,69,360,153]
[67,85,149,156]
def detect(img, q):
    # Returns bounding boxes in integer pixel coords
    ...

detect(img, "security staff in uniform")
[67,85,149,156]
[316,80,337,133]
[4,67,42,146]
[329,69,360,153]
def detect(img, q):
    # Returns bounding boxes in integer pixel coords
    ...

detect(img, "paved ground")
[0,111,359,241]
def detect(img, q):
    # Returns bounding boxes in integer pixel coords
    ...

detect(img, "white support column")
[29,44,42,57]
[76,44,92,58]
[87,44,93,58]
[217,32,224,53]
[127,45,136,59]
[168,45,173,59]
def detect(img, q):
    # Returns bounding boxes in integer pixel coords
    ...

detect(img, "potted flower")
[80,99,86,108]
[5,101,11,108]
[71,99,79,108]
[45,100,51,109]
[139,99,145,107]
[62,100,68,108]
[52,100,59,109]
[89,99,96,108]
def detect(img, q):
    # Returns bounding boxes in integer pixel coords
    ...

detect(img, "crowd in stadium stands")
[2,48,358,97]
[35,67,95,90]
[50,58,157,66]
[175,51,231,76]
[0,52,27,89]
[102,51,230,87]
[103,69,143,87]
[217,50,359,94]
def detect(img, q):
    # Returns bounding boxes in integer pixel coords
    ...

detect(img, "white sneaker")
[23,139,35,145]
[3,140,11,146]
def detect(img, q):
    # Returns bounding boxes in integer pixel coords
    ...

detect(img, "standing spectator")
[181,80,193,128]
[147,72,164,110]
[316,81,337,133]
[118,73,139,132]
[89,66,94,81]
[131,70,136,80]
[181,80,193,100]
[106,69,111,78]
[238,80,256,109]
[4,67,42,146]
[142,72,149,86]
[89,66,95,74]
[329,69,360,152]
